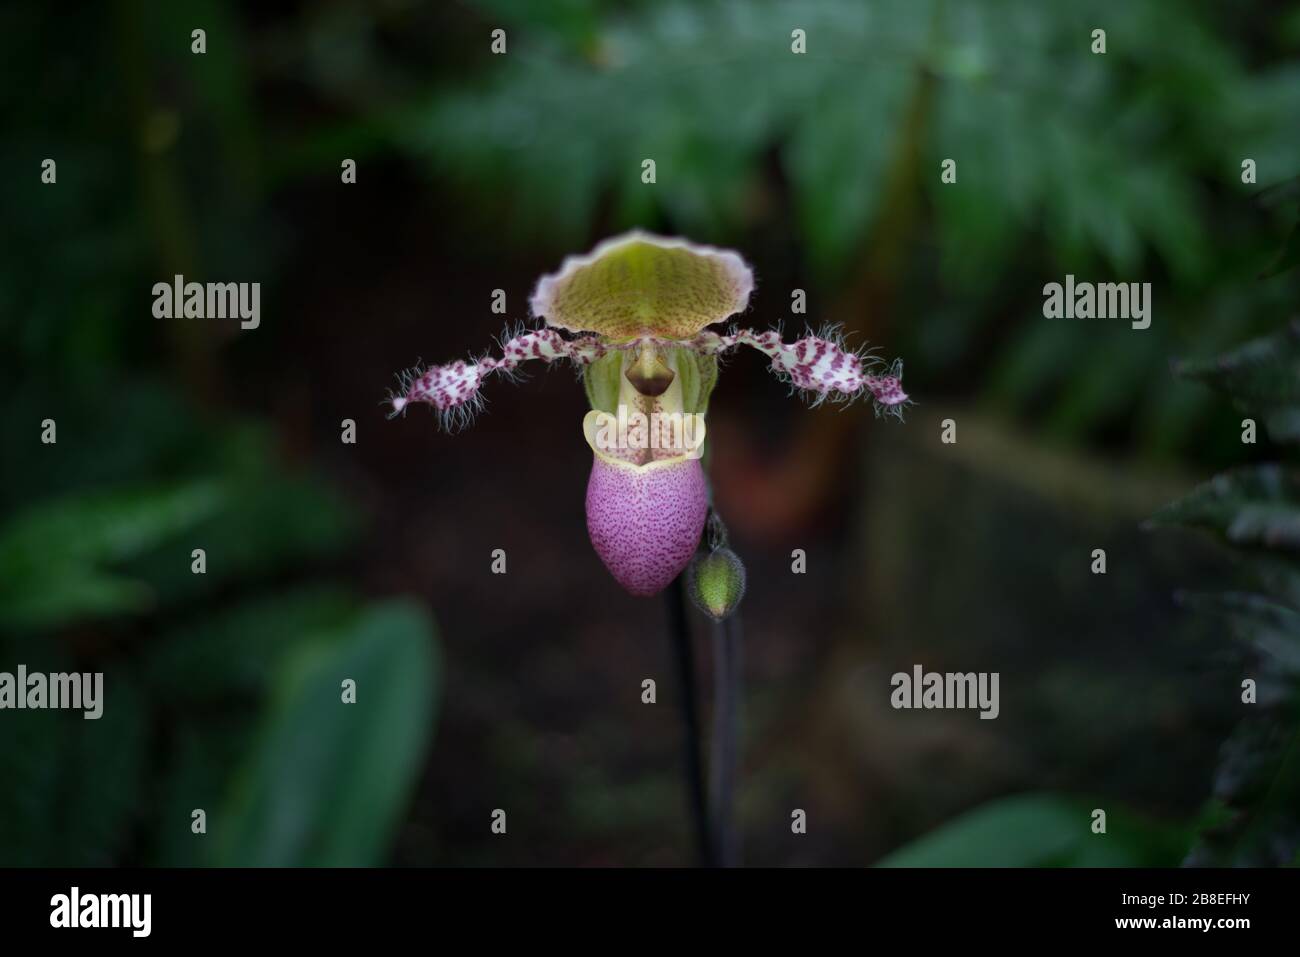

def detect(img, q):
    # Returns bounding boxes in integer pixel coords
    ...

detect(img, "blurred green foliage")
[0,386,440,866]
[0,480,225,631]
[877,793,1188,867]
[212,602,436,866]
[405,0,1300,463]
[0,0,440,865]
[1150,322,1300,866]
[2,0,1298,867]
[5,0,1297,459]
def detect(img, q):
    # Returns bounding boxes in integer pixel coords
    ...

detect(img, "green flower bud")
[686,547,747,622]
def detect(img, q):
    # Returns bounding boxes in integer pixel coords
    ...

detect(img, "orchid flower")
[389,232,909,597]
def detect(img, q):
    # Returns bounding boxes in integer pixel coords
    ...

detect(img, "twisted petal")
[390,327,608,428]
[692,327,910,416]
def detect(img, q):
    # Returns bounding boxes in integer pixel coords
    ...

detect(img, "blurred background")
[2,0,1299,867]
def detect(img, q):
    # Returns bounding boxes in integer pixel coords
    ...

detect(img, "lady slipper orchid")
[390,231,909,596]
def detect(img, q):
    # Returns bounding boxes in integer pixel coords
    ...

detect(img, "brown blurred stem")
[112,0,218,408]
[710,613,742,867]
[666,575,714,867]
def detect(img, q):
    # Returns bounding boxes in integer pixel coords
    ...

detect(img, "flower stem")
[710,613,743,867]
[666,574,714,867]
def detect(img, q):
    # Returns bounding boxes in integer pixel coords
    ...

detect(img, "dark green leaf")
[141,587,360,705]
[876,792,1186,867]
[1184,720,1300,866]
[0,481,225,630]
[1148,465,1300,553]
[213,601,439,866]
[1172,320,1300,438]
[1260,221,1300,278]
[0,656,147,866]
